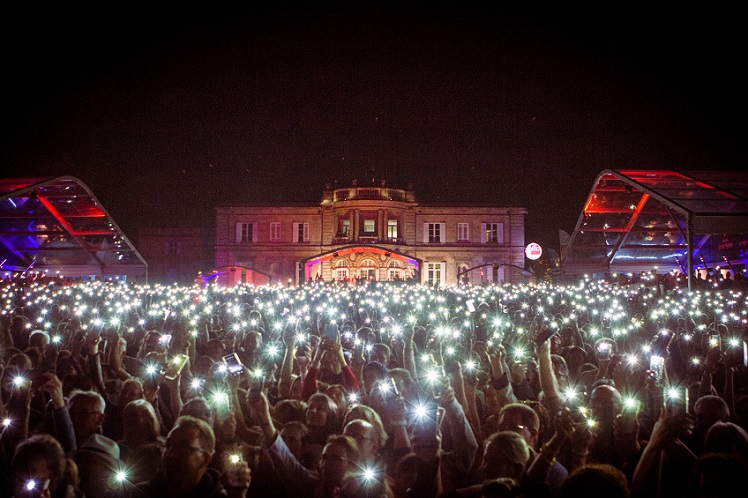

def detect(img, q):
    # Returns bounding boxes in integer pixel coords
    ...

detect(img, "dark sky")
[2,3,744,252]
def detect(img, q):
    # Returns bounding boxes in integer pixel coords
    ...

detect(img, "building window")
[388,260,402,280]
[457,223,469,242]
[424,222,445,243]
[270,222,281,242]
[340,220,350,237]
[426,262,445,286]
[335,260,348,281]
[482,223,504,244]
[359,259,377,280]
[363,219,375,233]
[293,222,310,243]
[165,241,178,254]
[387,219,398,239]
[236,222,257,243]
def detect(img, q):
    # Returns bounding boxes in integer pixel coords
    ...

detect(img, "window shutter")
[481,223,487,244]
[440,262,446,285]
[497,223,504,244]
[236,223,243,243]
[423,223,429,243]
[440,223,446,243]
[303,223,310,242]
[293,222,299,242]
[252,222,258,242]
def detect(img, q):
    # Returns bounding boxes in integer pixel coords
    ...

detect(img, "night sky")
[2,4,744,252]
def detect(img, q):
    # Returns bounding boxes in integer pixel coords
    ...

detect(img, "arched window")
[359,259,377,281]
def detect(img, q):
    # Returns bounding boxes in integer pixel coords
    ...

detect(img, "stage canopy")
[0,176,148,281]
[561,170,748,282]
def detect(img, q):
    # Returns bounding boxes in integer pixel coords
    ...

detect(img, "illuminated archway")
[302,245,421,282]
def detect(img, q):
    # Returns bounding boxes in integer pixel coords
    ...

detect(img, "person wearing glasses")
[250,391,361,498]
[133,415,250,498]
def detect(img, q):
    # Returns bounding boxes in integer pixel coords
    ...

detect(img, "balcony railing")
[332,187,410,203]
[331,236,405,245]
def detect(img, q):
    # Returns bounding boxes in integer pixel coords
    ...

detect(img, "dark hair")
[558,463,629,498]
[12,434,67,483]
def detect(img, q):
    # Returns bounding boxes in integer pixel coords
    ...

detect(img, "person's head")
[28,330,51,352]
[180,396,215,427]
[11,434,67,498]
[280,421,309,460]
[306,392,339,434]
[694,395,730,436]
[205,338,225,362]
[363,361,388,396]
[122,399,161,444]
[497,403,541,448]
[589,384,623,426]
[343,419,380,463]
[388,368,415,399]
[119,377,144,410]
[68,389,106,446]
[369,343,391,366]
[704,421,748,462]
[557,463,630,498]
[690,453,748,498]
[482,431,530,481]
[563,346,588,380]
[325,383,348,413]
[343,404,388,448]
[74,434,123,498]
[319,434,359,487]
[241,330,262,357]
[392,453,419,497]
[161,416,216,491]
[139,331,162,357]
[272,398,308,424]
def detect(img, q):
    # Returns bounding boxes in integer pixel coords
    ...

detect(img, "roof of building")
[0,176,147,279]
[561,169,748,275]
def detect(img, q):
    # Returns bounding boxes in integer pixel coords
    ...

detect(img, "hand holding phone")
[223,353,244,376]
[162,353,189,380]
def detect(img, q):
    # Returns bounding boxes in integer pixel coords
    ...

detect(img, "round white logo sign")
[525,242,543,260]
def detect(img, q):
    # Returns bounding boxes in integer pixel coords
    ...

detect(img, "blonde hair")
[343,403,388,445]
[123,398,161,441]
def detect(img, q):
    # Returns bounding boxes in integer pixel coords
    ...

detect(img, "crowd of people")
[1,272,747,498]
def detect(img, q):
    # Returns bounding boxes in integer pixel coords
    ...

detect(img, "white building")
[214,182,527,286]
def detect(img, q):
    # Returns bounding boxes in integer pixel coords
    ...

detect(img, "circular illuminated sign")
[525,242,543,260]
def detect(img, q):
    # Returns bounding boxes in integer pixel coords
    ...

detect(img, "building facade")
[136,226,213,285]
[214,182,528,286]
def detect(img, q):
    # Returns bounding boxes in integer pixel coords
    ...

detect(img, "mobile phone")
[223,353,244,376]
[162,353,189,380]
[160,334,172,349]
[664,385,689,416]
[466,300,476,313]
[596,341,612,361]
[389,377,400,397]
[708,331,720,350]
[414,405,444,440]
[324,323,339,343]
[649,355,665,381]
